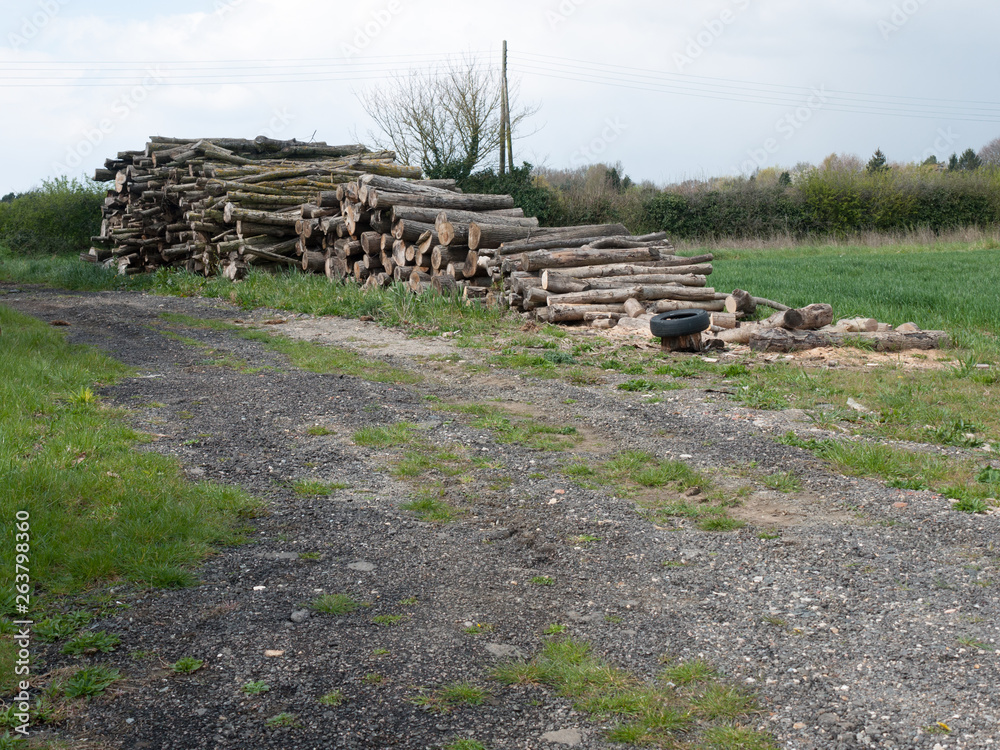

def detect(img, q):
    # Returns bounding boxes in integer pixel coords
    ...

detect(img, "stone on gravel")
[348,561,375,572]
[541,728,583,746]
[290,609,310,623]
[485,643,525,659]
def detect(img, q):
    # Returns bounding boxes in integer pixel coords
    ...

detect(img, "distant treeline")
[461,162,1000,240]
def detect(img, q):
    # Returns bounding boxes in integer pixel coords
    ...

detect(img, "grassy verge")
[495,637,774,748]
[0,305,261,627]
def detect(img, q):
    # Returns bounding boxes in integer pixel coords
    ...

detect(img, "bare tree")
[978,137,1000,168]
[356,56,536,180]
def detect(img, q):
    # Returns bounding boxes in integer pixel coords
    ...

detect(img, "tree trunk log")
[724,288,757,315]
[710,312,738,330]
[432,245,471,270]
[539,304,628,322]
[750,329,949,353]
[408,270,432,293]
[762,303,834,331]
[369,190,515,211]
[521,246,660,272]
[545,287,643,306]
[553,261,712,278]
[623,298,647,318]
[392,206,537,227]
[541,271,589,294]
[431,275,459,296]
[497,225,632,255]
[583,274,707,288]
[652,299,726,313]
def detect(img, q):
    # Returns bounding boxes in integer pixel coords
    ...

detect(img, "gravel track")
[3,285,998,750]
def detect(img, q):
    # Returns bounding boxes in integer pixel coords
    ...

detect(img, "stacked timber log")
[497,231,727,324]
[87,136,420,278]
[323,172,631,300]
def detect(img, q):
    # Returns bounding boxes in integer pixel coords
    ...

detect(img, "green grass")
[564,450,701,495]
[956,636,992,651]
[352,422,418,448]
[372,614,406,627]
[292,479,349,496]
[563,452,749,531]
[617,378,685,393]
[392,445,467,478]
[318,689,346,706]
[242,680,270,695]
[412,682,489,712]
[446,404,580,451]
[761,472,802,493]
[60,630,119,655]
[727,357,1000,451]
[311,594,360,615]
[0,307,260,609]
[62,665,121,699]
[443,740,488,750]
[401,488,462,523]
[493,637,773,748]
[710,242,1000,354]
[661,660,717,686]
[265,712,300,728]
[171,657,204,674]
[306,425,335,436]
[530,576,555,586]
[777,432,999,512]
[33,611,92,642]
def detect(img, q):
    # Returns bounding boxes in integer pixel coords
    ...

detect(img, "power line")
[509,57,1000,123]
[518,51,1000,109]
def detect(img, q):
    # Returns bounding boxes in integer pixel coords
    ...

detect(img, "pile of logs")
[86,136,637,303]
[86,136,421,278]
[715,301,949,353]
[498,231,727,324]
[323,176,635,299]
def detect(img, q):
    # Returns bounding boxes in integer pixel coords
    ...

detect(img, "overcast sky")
[2,0,998,195]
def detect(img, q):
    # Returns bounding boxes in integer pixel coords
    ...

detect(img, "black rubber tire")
[649,309,711,338]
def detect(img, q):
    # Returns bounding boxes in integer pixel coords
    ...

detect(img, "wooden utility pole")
[503,39,514,174]
[499,40,508,175]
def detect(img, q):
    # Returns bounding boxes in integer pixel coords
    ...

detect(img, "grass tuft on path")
[494,637,774,748]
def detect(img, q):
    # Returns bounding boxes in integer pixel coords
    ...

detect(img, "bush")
[0,177,105,255]
[457,162,555,224]
[528,160,1000,240]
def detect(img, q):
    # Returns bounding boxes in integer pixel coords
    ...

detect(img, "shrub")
[0,177,105,255]
[458,162,554,223]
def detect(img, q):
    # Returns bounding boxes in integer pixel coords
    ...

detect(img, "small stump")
[660,332,704,353]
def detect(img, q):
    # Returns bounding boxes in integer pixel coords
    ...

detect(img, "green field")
[708,240,1000,353]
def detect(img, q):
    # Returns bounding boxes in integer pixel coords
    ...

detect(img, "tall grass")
[152,266,514,338]
[0,245,152,291]
[0,306,260,601]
